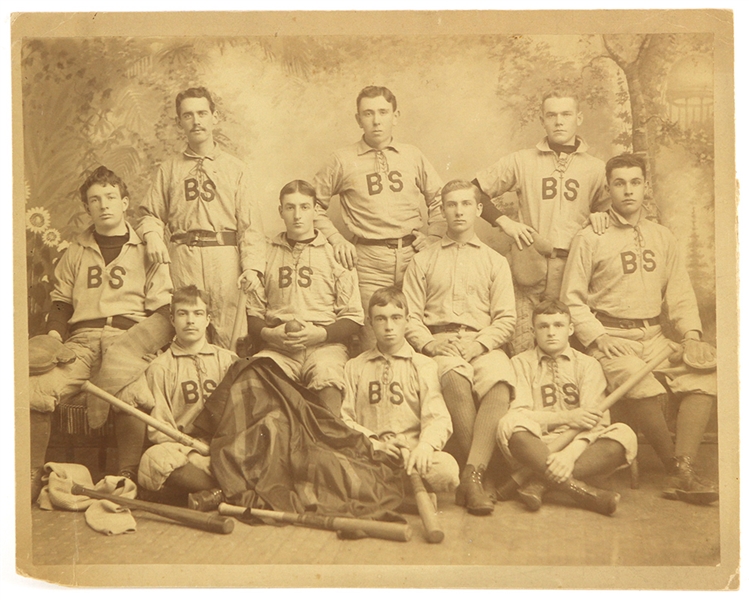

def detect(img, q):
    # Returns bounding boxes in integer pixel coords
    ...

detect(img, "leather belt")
[595,313,660,330]
[70,315,137,334]
[550,248,569,259]
[171,230,238,247]
[428,324,479,335]
[356,234,416,249]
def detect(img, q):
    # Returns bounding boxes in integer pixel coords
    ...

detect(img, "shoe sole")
[672,489,719,505]
[517,491,542,512]
[466,505,494,516]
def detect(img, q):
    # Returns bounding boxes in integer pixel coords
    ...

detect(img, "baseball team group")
[27,83,719,523]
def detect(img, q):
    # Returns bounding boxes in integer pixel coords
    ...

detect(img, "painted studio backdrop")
[22,33,716,341]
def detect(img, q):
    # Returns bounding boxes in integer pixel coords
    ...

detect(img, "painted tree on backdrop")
[488,33,716,339]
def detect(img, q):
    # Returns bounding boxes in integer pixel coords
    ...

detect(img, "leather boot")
[455,464,494,516]
[554,477,620,516]
[517,477,547,512]
[663,456,718,505]
[188,488,226,512]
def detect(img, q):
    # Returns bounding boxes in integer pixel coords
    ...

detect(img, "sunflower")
[41,228,62,248]
[26,207,51,233]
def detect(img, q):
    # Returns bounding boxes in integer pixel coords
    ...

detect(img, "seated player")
[498,300,637,515]
[138,285,238,511]
[341,287,459,498]
[560,153,719,505]
[29,166,172,502]
[402,179,516,516]
[247,180,364,415]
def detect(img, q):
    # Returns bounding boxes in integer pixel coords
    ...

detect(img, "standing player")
[137,86,265,350]
[137,286,238,511]
[312,85,445,349]
[29,166,172,501]
[402,180,516,516]
[246,180,364,415]
[341,287,459,497]
[498,300,637,515]
[473,89,608,354]
[561,153,718,505]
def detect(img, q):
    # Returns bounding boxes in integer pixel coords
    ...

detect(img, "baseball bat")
[81,381,211,456]
[409,472,444,544]
[510,342,679,486]
[230,288,247,352]
[218,503,412,542]
[70,484,235,534]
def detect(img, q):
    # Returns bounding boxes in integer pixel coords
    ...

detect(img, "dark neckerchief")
[548,138,580,156]
[288,234,317,248]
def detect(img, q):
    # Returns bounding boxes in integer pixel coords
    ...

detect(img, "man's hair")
[171,285,212,316]
[540,89,580,112]
[279,179,317,205]
[532,298,571,324]
[441,179,482,205]
[368,286,408,317]
[79,166,129,206]
[605,153,647,183]
[356,86,397,112]
[175,87,216,116]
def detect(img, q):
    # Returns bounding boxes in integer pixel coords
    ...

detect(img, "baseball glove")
[680,339,717,371]
[28,334,76,376]
[509,235,554,288]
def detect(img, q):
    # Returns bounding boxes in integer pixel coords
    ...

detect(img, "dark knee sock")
[572,439,627,480]
[115,412,146,473]
[627,395,674,468]
[466,382,511,469]
[674,394,715,459]
[166,462,218,493]
[318,387,343,417]
[440,371,475,466]
[507,431,549,474]
[30,411,52,469]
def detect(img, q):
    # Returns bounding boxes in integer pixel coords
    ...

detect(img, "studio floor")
[23,442,722,576]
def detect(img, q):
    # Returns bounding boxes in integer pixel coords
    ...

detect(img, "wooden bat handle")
[71,484,234,534]
[409,472,444,544]
[229,288,246,353]
[81,381,210,456]
[218,503,412,542]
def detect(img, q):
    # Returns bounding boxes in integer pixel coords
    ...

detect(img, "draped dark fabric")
[193,357,405,518]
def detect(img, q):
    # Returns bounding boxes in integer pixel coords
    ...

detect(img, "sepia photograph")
[8,4,740,591]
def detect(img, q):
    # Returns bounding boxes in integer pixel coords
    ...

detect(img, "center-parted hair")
[79,166,129,206]
[356,86,398,112]
[532,298,571,324]
[368,286,408,317]
[175,86,216,116]
[605,153,647,183]
[279,179,317,205]
[441,179,482,205]
[171,285,213,316]
[540,89,580,112]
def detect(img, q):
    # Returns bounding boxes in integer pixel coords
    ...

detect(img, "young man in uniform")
[246,180,364,415]
[137,286,238,511]
[473,89,608,355]
[137,86,265,350]
[341,287,459,497]
[498,300,637,515]
[560,153,718,505]
[402,179,516,516]
[312,85,445,349]
[29,166,173,501]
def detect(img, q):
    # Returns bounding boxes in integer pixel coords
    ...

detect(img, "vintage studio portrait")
[12,9,738,590]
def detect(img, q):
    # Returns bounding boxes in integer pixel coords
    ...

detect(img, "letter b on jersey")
[185,177,217,202]
[621,250,656,274]
[366,171,403,196]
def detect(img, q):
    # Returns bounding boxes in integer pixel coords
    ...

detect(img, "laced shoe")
[455,464,494,516]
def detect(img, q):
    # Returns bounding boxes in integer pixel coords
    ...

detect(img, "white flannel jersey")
[51,224,172,325]
[341,343,453,451]
[136,144,265,275]
[403,234,516,352]
[312,137,446,242]
[146,341,238,445]
[246,231,364,327]
[509,346,612,446]
[560,209,703,348]
[475,137,607,250]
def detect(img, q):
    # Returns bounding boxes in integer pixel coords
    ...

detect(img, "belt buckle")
[619,319,637,329]
[386,239,399,249]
